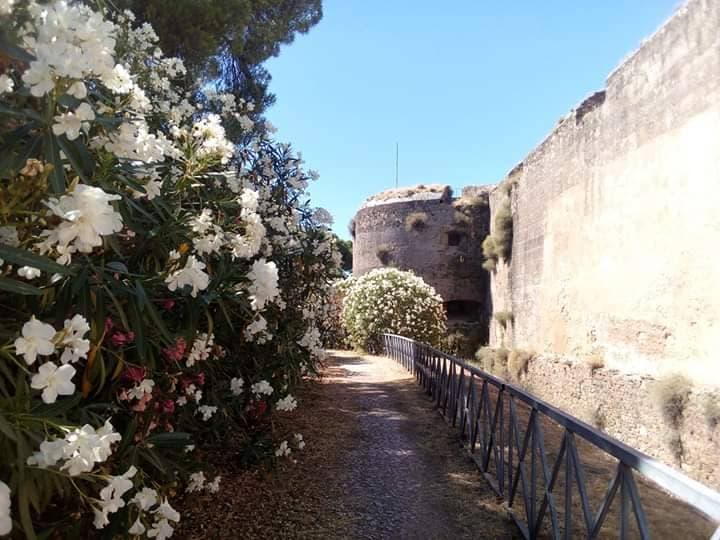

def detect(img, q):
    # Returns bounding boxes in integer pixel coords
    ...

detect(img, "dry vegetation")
[508,349,533,381]
[652,374,692,429]
[493,310,514,329]
[482,181,514,272]
[365,184,450,203]
[375,244,393,265]
[405,211,428,232]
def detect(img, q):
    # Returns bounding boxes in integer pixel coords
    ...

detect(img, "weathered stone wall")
[487,0,720,485]
[521,356,720,488]
[489,0,720,384]
[352,188,490,309]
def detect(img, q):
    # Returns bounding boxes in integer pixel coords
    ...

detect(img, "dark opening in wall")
[447,231,464,246]
[445,300,481,322]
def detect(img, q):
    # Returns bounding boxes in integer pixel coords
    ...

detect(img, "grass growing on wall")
[652,374,692,462]
[405,211,429,232]
[376,244,393,265]
[482,181,514,272]
[493,310,514,329]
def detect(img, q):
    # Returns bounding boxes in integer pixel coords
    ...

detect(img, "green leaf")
[0,104,44,122]
[146,432,192,449]
[42,132,65,193]
[55,135,93,182]
[0,37,35,63]
[0,277,43,296]
[0,244,74,275]
[31,394,82,417]
[135,281,173,344]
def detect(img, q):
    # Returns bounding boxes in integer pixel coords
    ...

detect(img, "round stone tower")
[351,184,492,347]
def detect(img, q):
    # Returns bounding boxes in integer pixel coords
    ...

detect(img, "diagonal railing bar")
[380,334,720,539]
[623,465,651,538]
[567,431,595,533]
[482,384,503,476]
[564,432,573,540]
[589,465,622,538]
[510,404,537,527]
[533,422,567,539]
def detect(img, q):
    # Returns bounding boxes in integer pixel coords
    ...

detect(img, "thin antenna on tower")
[395,142,399,188]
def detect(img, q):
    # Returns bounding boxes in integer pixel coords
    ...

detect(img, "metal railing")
[382,333,720,540]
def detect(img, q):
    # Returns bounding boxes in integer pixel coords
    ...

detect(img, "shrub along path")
[175,351,518,539]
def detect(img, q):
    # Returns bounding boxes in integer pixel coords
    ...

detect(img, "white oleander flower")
[153,499,180,522]
[131,487,158,511]
[67,81,87,99]
[246,259,279,311]
[127,379,155,400]
[197,405,217,421]
[0,480,11,536]
[102,64,133,94]
[44,184,123,254]
[275,440,291,458]
[52,103,95,140]
[165,255,210,297]
[147,519,174,540]
[230,377,244,396]
[185,471,206,493]
[186,333,213,367]
[128,518,146,535]
[294,433,305,450]
[94,466,137,529]
[22,58,55,97]
[17,266,41,280]
[0,73,13,94]
[27,420,121,476]
[207,475,221,493]
[251,380,273,397]
[31,362,76,403]
[276,394,297,412]
[59,314,91,364]
[14,316,57,365]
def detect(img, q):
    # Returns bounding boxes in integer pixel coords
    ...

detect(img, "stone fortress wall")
[352,185,492,335]
[352,0,720,487]
[487,0,720,487]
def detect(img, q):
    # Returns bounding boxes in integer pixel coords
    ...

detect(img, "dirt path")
[176,351,518,539]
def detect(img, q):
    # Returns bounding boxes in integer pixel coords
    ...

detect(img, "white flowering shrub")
[0,2,339,537]
[342,268,447,352]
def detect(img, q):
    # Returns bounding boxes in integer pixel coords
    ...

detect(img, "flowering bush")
[342,268,447,352]
[0,2,339,537]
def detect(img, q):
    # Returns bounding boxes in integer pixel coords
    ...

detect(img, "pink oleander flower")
[161,399,175,414]
[110,330,135,348]
[131,392,152,412]
[196,372,205,386]
[162,337,186,363]
[162,299,175,311]
[123,366,146,383]
[104,318,114,334]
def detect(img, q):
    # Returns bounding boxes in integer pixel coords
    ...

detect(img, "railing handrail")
[381,332,720,535]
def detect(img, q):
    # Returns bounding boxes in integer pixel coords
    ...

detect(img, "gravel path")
[176,351,518,539]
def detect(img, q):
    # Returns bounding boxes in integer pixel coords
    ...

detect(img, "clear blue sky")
[265,0,680,239]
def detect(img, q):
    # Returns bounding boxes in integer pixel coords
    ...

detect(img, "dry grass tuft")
[586,353,605,372]
[453,193,489,209]
[375,244,392,265]
[474,347,509,378]
[507,349,533,381]
[493,311,514,329]
[348,218,356,238]
[365,184,449,203]
[453,210,472,227]
[405,212,428,232]
[705,393,720,429]
[652,374,692,429]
